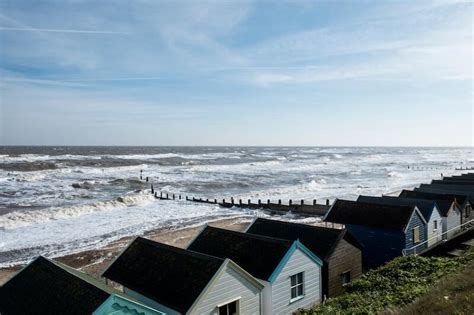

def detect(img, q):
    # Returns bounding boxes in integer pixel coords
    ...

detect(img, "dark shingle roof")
[418,184,474,194]
[0,256,110,315]
[188,226,293,281]
[399,189,469,204]
[324,199,417,230]
[245,218,362,260]
[357,195,436,221]
[435,200,456,216]
[435,179,474,185]
[102,237,223,313]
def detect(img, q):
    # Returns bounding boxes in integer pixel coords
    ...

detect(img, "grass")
[386,255,474,315]
[299,247,474,315]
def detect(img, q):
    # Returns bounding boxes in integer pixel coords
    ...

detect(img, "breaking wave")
[0,191,154,229]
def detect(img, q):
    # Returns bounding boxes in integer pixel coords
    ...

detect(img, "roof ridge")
[254,217,343,233]
[205,225,293,247]
[135,237,225,263]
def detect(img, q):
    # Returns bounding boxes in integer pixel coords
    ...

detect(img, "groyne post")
[248,199,251,205]
[267,199,270,205]
[301,199,304,205]
[313,199,316,205]
[258,199,261,206]
[289,199,292,206]
[151,185,154,194]
[278,199,281,205]
[239,199,242,205]
[172,194,175,200]
[326,199,330,206]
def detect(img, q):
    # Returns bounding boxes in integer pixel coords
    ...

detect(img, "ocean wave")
[0,190,154,229]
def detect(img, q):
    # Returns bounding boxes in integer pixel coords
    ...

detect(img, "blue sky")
[0,0,472,146]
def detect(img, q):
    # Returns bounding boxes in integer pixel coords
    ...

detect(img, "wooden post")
[166,193,169,199]
[326,199,330,206]
[301,199,304,205]
[231,197,234,205]
[278,199,281,205]
[258,199,261,205]
[215,199,217,204]
[313,199,316,205]
[146,177,149,182]
[173,194,175,200]
[160,192,163,198]
[151,185,154,194]
[223,199,226,204]
[154,191,158,198]
[186,196,189,201]
[267,199,270,205]
[179,195,182,200]
[248,199,251,205]
[239,199,242,205]
[289,199,292,206]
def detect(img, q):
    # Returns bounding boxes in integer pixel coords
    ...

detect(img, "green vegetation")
[300,248,474,315]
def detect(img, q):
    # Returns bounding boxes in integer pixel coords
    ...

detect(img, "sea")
[0,146,472,267]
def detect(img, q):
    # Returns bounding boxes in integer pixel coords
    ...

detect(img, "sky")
[0,0,472,146]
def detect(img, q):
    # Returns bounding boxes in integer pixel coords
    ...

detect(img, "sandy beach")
[0,217,250,285]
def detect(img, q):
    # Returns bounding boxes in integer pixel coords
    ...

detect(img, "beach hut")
[0,256,164,315]
[323,200,427,268]
[410,188,473,224]
[187,225,323,314]
[399,190,466,235]
[357,196,443,247]
[244,217,362,298]
[102,237,264,315]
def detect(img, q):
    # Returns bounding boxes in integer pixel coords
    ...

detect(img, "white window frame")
[217,298,240,315]
[289,272,305,303]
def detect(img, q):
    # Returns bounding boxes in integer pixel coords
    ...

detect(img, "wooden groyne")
[150,189,330,217]
[142,170,330,217]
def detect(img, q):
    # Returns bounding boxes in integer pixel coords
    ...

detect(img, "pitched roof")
[324,199,418,230]
[188,225,293,281]
[245,218,362,260]
[435,200,457,217]
[418,184,474,194]
[357,195,437,221]
[102,237,224,313]
[399,189,470,205]
[0,256,110,315]
[434,179,474,185]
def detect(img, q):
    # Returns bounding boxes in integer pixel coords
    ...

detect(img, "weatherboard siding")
[326,238,362,297]
[191,265,261,315]
[426,207,443,247]
[271,248,321,314]
[404,210,427,252]
[346,224,405,269]
[446,205,461,238]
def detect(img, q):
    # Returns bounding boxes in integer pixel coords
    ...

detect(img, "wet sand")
[0,217,250,285]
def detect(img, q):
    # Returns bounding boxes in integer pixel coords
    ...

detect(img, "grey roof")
[356,195,436,221]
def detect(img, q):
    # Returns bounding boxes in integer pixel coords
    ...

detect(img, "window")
[413,226,420,243]
[218,300,238,315]
[433,220,438,231]
[290,272,304,301]
[341,271,351,285]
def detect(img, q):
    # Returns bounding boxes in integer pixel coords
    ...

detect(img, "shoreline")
[0,216,251,285]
